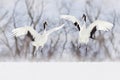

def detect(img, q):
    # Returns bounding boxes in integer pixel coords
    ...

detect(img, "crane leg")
[41,48,44,56]
[32,46,36,57]
[93,34,95,39]
[77,40,81,48]
[85,44,88,56]
[77,44,81,49]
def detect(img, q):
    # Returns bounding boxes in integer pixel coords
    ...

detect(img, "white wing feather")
[12,26,38,38]
[60,15,81,27]
[46,24,65,35]
[88,20,113,32]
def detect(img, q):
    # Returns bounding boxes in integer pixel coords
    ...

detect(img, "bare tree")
[56,0,73,56]
[12,0,21,56]
[47,32,61,59]
[0,11,13,56]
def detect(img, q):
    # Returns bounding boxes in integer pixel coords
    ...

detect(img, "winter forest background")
[0,0,119,61]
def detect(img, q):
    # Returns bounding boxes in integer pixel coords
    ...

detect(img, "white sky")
[102,0,120,13]
[0,0,119,11]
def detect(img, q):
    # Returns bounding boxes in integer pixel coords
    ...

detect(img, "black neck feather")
[43,21,47,29]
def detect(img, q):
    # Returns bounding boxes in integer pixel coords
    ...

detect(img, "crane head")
[82,14,86,22]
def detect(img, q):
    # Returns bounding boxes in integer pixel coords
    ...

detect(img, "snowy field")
[0,0,120,61]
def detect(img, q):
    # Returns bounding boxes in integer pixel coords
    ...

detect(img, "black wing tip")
[90,26,97,39]
[74,22,80,31]
[74,22,78,26]
[27,31,35,41]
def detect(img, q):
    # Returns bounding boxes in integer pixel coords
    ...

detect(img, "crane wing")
[88,20,113,31]
[87,20,113,38]
[46,24,65,35]
[60,15,81,31]
[12,26,38,39]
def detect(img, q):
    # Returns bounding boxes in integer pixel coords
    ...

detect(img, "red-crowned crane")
[60,14,113,44]
[12,22,65,50]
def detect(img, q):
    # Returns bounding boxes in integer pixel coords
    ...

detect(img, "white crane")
[60,14,113,44]
[12,22,65,50]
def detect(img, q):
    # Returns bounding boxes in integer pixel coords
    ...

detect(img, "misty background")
[0,0,120,61]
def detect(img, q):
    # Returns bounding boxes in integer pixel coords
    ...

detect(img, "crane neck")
[82,20,87,29]
[43,21,47,32]
[82,14,87,28]
[82,14,86,22]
